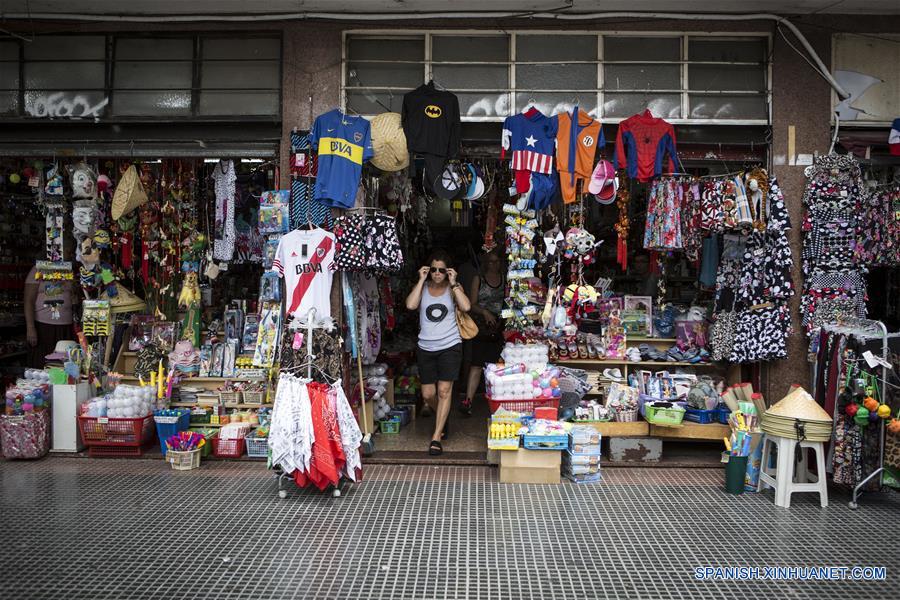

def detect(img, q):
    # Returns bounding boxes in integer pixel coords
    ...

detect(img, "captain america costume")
[614,109,677,182]
[501,110,558,194]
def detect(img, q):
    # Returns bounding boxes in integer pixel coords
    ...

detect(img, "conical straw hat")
[100,285,146,314]
[370,112,409,172]
[765,387,831,423]
[111,165,148,221]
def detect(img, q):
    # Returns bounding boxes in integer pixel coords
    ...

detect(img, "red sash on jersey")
[288,236,333,314]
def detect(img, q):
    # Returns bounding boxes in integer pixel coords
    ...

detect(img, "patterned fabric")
[290,130,332,229]
[643,177,683,250]
[680,182,703,262]
[333,213,404,274]
[279,322,344,381]
[729,304,790,362]
[800,154,867,334]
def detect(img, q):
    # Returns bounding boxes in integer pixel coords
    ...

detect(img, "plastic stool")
[757,434,828,508]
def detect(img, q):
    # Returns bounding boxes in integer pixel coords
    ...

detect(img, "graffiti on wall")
[25,92,109,120]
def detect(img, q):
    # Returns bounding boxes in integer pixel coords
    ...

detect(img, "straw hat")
[369,112,409,172]
[765,387,831,423]
[761,387,833,441]
[100,285,147,314]
[111,165,148,221]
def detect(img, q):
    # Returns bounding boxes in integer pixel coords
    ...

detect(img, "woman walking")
[460,250,505,415]
[405,249,471,455]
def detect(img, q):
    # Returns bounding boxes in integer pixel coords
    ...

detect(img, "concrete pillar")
[279,24,343,188]
[765,25,833,402]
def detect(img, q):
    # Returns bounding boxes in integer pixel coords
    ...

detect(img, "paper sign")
[862,350,892,370]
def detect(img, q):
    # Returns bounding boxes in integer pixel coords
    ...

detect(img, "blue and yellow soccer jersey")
[310,109,374,209]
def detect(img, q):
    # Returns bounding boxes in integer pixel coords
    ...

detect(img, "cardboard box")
[355,400,374,435]
[499,448,561,484]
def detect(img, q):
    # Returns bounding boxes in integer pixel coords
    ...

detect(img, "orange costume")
[555,108,604,203]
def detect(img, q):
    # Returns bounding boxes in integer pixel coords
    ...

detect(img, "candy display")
[83,384,155,418]
[484,364,562,402]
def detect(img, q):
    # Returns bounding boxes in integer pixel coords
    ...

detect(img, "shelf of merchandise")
[171,402,272,409]
[563,359,718,368]
[575,421,729,441]
[121,375,264,383]
[188,422,258,428]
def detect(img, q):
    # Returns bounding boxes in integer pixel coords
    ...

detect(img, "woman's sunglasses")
[430,267,447,274]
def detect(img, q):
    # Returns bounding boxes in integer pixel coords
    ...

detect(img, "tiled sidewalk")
[1,458,897,599]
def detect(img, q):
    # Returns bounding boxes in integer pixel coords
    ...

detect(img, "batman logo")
[424,105,442,118]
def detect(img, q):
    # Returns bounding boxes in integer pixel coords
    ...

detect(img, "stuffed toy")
[178,271,201,308]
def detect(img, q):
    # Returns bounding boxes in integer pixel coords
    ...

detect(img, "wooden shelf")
[121,375,263,382]
[581,421,649,437]
[188,422,259,428]
[563,359,718,368]
[172,402,271,409]
[649,422,730,441]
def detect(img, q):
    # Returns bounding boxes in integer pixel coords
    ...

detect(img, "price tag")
[98,417,109,424]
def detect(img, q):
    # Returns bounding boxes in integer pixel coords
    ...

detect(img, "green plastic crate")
[644,404,685,427]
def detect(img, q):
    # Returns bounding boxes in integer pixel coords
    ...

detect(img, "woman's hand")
[447,268,458,285]
[483,311,497,327]
[418,266,430,281]
[27,326,37,347]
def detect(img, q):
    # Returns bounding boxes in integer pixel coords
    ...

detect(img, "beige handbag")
[449,286,478,340]
[456,308,479,340]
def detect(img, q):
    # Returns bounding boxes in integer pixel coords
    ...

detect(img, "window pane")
[199,92,278,116]
[517,64,597,90]
[116,61,192,90]
[604,64,680,91]
[203,61,279,90]
[689,38,767,63]
[514,93,598,118]
[113,90,191,116]
[0,41,18,114]
[459,92,510,118]
[117,38,192,60]
[347,37,424,61]
[517,35,597,62]
[24,90,108,118]
[689,65,765,92]
[432,36,508,62]
[203,38,280,60]
[603,93,681,119]
[604,37,680,61]
[25,36,105,60]
[432,65,508,90]
[346,91,406,115]
[347,62,423,88]
[25,62,105,90]
[689,94,767,120]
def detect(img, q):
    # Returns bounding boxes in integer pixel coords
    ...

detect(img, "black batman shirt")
[401,82,461,158]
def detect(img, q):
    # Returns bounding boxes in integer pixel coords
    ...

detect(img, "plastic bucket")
[724,455,749,495]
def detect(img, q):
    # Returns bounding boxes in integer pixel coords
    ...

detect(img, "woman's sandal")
[429,440,443,456]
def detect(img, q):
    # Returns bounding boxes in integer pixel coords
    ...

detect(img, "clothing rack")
[275,308,349,498]
[820,317,900,509]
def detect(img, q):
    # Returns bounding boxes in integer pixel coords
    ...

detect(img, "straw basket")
[615,408,639,422]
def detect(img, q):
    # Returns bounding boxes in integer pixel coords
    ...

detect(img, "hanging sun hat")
[434,163,466,200]
[46,340,79,362]
[588,159,619,204]
[100,285,146,314]
[464,164,485,201]
[111,164,148,221]
[370,112,409,172]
